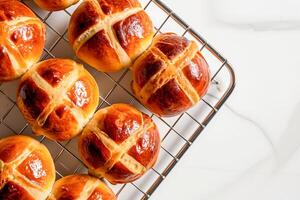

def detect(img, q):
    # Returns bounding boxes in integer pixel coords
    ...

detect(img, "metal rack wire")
[0,0,236,199]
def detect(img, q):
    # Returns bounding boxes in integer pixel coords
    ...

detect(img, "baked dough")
[0,135,55,200]
[68,0,154,72]
[79,104,160,184]
[17,58,100,141]
[34,0,80,11]
[0,0,45,81]
[48,174,116,200]
[132,33,211,117]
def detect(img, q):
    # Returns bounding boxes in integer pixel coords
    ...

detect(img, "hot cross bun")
[132,33,211,117]
[79,104,160,184]
[68,0,154,72]
[0,135,55,200]
[48,175,116,200]
[17,58,100,141]
[34,0,80,11]
[0,0,45,81]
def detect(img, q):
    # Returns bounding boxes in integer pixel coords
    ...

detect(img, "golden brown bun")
[68,0,154,72]
[132,33,211,117]
[17,58,100,141]
[0,0,45,82]
[0,135,55,200]
[33,0,79,11]
[79,104,160,184]
[48,174,116,200]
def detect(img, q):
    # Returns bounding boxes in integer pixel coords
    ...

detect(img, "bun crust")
[17,58,100,141]
[0,135,55,200]
[33,0,80,11]
[68,0,154,72]
[79,104,160,184]
[0,0,45,81]
[48,174,116,200]
[132,33,211,117]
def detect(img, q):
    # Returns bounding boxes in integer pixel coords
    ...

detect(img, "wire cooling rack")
[0,0,235,199]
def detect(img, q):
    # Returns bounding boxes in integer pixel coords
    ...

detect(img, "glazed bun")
[79,104,160,184]
[48,175,116,200]
[132,33,211,117]
[17,58,100,141]
[68,0,154,72]
[0,135,55,200]
[33,0,79,11]
[0,0,45,81]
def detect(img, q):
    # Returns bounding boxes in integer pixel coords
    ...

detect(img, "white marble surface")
[151,0,300,199]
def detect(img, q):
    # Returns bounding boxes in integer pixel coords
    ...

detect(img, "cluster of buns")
[66,0,210,117]
[0,0,212,199]
[0,136,117,199]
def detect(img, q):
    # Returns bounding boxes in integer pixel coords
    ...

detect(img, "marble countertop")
[152,0,300,199]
